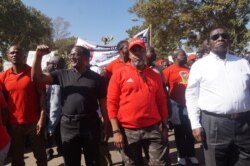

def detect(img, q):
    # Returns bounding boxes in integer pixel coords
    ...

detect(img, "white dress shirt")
[186,52,250,129]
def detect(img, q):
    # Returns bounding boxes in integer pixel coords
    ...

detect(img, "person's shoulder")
[0,68,11,80]
[163,64,178,72]
[106,58,119,68]
[227,53,245,61]
[87,68,104,80]
[113,64,130,74]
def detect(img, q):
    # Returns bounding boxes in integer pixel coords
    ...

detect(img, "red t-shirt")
[0,65,42,124]
[0,91,10,150]
[163,64,190,106]
[105,57,127,79]
[107,64,169,128]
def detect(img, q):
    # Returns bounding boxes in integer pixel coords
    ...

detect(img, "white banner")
[76,28,149,67]
[75,38,118,67]
[26,51,56,70]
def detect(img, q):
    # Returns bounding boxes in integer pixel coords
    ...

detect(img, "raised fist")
[36,44,51,57]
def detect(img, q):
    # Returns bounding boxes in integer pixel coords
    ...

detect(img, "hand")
[36,118,44,135]
[113,132,124,149]
[36,44,51,57]
[36,114,45,135]
[192,127,205,142]
[101,120,110,143]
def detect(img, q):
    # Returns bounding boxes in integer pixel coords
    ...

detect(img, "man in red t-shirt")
[105,40,129,80]
[0,45,47,166]
[163,49,198,165]
[107,38,169,165]
[0,90,10,165]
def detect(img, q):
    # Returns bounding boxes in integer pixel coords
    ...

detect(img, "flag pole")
[149,24,152,47]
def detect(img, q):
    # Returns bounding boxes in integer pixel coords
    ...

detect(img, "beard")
[131,58,145,69]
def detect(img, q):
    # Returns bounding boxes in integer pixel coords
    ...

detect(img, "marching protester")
[45,56,65,161]
[186,27,250,166]
[107,38,169,165]
[0,89,10,166]
[146,46,165,75]
[88,56,113,166]
[163,49,198,165]
[105,39,129,80]
[32,45,109,166]
[0,45,47,166]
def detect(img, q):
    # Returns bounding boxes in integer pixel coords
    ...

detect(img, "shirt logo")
[179,71,189,85]
[126,78,134,83]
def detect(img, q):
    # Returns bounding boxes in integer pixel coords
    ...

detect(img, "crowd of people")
[0,27,250,166]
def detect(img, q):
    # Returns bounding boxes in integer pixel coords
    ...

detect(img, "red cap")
[128,38,146,50]
[188,54,198,62]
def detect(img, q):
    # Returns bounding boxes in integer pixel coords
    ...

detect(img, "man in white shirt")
[186,27,250,166]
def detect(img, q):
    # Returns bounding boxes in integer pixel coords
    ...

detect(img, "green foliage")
[54,37,76,68]
[128,0,250,55]
[54,37,76,55]
[0,0,53,57]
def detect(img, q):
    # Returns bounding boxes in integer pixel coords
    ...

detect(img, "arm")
[48,85,61,135]
[31,45,54,84]
[36,86,46,135]
[156,75,169,124]
[0,91,8,125]
[107,72,124,149]
[185,64,204,142]
[110,118,124,149]
[98,98,110,142]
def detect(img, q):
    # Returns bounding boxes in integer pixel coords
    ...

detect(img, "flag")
[133,28,150,47]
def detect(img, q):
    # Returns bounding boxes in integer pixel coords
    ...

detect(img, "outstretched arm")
[31,44,54,84]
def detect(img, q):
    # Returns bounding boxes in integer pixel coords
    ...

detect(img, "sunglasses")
[210,33,229,41]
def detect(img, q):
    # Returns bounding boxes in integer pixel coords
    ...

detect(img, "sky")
[21,0,141,45]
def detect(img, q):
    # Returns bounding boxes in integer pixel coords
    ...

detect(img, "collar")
[9,64,29,74]
[209,52,231,62]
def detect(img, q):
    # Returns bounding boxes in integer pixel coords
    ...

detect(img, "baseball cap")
[187,54,198,62]
[128,38,146,50]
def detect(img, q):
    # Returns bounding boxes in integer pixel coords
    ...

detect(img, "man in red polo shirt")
[0,45,47,166]
[107,38,169,165]
[105,39,129,80]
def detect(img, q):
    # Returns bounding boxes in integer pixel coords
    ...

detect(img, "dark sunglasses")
[210,33,229,41]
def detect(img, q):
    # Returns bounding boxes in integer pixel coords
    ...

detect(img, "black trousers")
[174,114,195,158]
[201,111,250,166]
[60,115,100,166]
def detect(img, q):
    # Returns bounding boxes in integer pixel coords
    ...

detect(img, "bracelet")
[112,130,121,134]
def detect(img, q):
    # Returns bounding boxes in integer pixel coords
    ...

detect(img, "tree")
[52,17,70,41]
[0,0,53,56]
[54,37,76,56]
[128,0,250,55]
[101,36,113,45]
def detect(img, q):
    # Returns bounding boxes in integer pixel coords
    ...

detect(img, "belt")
[62,113,96,120]
[202,110,250,120]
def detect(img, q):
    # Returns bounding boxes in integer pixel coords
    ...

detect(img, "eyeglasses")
[210,33,229,41]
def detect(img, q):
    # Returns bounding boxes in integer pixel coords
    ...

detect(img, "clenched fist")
[36,44,51,57]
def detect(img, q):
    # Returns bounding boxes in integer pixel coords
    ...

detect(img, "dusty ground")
[4,131,205,166]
